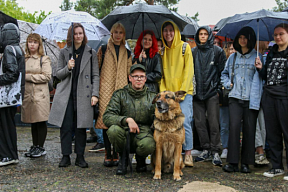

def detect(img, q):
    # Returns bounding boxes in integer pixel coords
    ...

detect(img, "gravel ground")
[0,127,288,192]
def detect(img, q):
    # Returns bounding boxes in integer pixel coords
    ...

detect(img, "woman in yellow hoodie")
[160,21,194,166]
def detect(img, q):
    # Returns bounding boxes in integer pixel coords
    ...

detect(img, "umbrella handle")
[257,19,259,57]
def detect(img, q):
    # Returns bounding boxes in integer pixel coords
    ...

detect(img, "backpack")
[39,56,54,92]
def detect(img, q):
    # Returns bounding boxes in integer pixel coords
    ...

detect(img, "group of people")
[0,18,288,181]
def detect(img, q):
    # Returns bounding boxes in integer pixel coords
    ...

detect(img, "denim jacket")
[221,49,263,110]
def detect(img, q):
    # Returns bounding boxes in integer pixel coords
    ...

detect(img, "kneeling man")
[103,64,156,175]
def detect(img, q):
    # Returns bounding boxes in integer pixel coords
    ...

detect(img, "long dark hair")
[66,23,88,47]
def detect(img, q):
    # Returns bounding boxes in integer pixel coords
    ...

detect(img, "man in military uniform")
[103,64,156,175]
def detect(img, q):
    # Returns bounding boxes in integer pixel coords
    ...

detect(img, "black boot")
[75,154,88,168]
[112,148,119,166]
[59,155,71,167]
[116,155,127,175]
[136,154,147,173]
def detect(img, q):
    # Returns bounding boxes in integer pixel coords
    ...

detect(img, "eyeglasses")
[273,32,287,38]
[130,75,146,80]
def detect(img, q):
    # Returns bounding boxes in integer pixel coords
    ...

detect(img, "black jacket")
[192,26,226,101]
[0,23,25,99]
[133,50,162,93]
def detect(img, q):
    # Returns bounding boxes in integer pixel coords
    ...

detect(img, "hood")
[195,26,214,49]
[161,21,181,49]
[233,26,256,55]
[0,23,20,53]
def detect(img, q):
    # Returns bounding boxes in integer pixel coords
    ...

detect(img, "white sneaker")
[263,169,284,177]
[255,154,269,165]
[191,149,202,156]
[145,155,151,164]
[220,149,228,159]
[283,174,288,180]
[132,154,137,164]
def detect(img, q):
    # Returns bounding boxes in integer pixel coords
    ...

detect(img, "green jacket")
[103,84,156,129]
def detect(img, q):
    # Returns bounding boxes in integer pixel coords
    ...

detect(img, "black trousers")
[60,96,86,155]
[0,107,18,160]
[227,98,258,165]
[194,95,221,154]
[31,121,47,147]
[262,91,288,169]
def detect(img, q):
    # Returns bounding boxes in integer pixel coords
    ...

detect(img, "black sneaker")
[0,157,18,166]
[89,143,105,152]
[195,150,212,162]
[31,146,47,158]
[25,146,36,157]
[263,168,285,177]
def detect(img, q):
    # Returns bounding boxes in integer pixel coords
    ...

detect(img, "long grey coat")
[48,45,99,128]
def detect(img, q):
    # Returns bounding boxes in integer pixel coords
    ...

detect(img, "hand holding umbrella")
[254,57,263,70]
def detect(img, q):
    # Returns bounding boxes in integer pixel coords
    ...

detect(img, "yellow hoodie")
[160,21,194,99]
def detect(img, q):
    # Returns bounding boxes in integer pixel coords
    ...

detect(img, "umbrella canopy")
[216,9,288,41]
[180,15,199,38]
[34,10,110,41]
[18,20,60,76]
[213,16,232,31]
[101,3,188,39]
[283,7,288,12]
[0,11,18,27]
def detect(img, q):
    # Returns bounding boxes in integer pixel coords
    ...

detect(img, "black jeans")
[0,107,18,160]
[31,121,47,147]
[227,98,258,165]
[262,91,288,169]
[194,95,221,154]
[60,96,86,155]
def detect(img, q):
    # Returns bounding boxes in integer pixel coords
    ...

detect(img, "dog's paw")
[173,175,181,181]
[153,174,161,180]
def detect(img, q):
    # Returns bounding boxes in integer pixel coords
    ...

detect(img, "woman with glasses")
[133,30,162,93]
[255,23,288,180]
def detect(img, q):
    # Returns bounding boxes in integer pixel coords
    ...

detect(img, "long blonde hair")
[110,23,126,45]
[25,33,45,57]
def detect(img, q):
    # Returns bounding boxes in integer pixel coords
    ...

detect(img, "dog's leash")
[123,128,133,178]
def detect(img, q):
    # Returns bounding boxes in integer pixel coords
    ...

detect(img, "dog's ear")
[152,93,160,104]
[175,91,186,101]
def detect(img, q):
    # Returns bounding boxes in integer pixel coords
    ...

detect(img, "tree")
[272,0,288,12]
[191,12,199,22]
[60,0,74,11]
[74,0,183,19]
[0,0,51,24]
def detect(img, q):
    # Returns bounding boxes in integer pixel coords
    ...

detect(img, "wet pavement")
[1,127,288,191]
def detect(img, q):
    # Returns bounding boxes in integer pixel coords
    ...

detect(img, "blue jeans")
[220,106,229,149]
[93,120,104,144]
[179,94,193,151]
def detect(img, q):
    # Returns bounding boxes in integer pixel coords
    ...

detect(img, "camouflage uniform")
[103,84,156,157]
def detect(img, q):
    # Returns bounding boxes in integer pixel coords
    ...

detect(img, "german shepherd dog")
[151,91,186,181]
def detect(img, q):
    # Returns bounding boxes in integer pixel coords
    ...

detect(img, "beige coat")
[96,38,132,129]
[21,55,52,123]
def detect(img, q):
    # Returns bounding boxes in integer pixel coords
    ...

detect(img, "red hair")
[134,30,158,59]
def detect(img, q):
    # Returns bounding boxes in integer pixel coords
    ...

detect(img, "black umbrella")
[282,7,288,12]
[101,3,188,39]
[0,11,18,27]
[179,15,199,38]
[213,16,232,32]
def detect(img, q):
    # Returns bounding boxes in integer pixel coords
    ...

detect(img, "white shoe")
[263,169,284,177]
[220,149,228,159]
[191,149,202,156]
[146,155,151,164]
[132,154,137,164]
